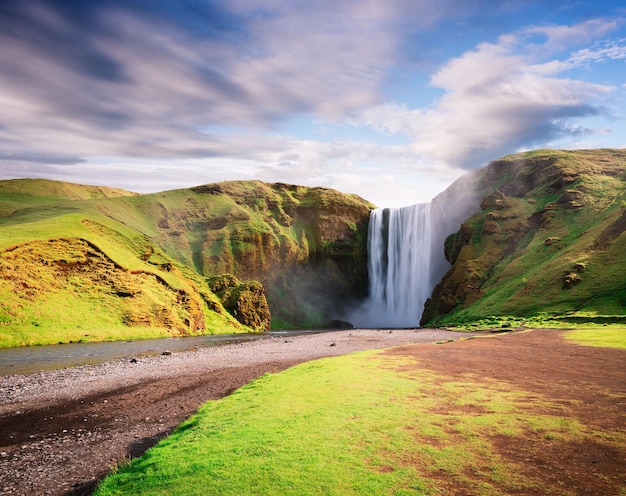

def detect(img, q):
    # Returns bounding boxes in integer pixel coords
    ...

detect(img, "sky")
[1,1,625,207]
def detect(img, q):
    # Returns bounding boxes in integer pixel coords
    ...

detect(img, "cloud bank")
[0,1,624,206]
[358,18,622,173]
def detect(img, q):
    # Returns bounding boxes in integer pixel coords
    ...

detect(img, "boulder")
[562,272,581,289]
[481,190,511,210]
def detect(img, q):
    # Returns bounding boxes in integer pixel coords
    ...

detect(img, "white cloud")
[0,1,418,163]
[1,3,625,208]
[522,18,622,52]
[352,18,620,171]
[567,38,626,65]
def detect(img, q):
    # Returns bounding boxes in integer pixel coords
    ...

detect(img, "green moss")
[207,274,271,331]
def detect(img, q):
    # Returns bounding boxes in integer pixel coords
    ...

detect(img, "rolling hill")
[3,148,625,346]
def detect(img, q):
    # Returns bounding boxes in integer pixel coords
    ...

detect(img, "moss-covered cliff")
[101,180,374,328]
[422,149,626,326]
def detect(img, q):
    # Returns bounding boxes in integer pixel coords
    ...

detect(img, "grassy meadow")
[564,327,626,349]
[94,329,626,495]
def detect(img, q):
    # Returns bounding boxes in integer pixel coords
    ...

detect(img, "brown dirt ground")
[0,360,302,496]
[384,329,626,495]
[1,329,625,495]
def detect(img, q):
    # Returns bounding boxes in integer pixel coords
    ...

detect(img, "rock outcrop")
[208,274,271,332]
[132,180,374,328]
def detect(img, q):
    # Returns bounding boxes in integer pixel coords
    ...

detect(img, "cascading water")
[348,172,481,329]
[361,203,432,328]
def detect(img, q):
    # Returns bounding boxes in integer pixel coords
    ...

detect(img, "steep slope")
[422,149,626,326]
[92,180,374,328]
[0,209,258,347]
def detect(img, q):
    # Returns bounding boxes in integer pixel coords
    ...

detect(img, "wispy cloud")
[0,0,410,162]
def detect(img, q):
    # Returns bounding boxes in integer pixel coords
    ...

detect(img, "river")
[0,329,328,376]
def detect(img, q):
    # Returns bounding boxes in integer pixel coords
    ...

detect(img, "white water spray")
[361,203,432,327]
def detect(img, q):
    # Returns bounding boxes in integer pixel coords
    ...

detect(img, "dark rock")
[481,190,510,210]
[557,189,584,209]
[191,184,223,195]
[544,237,561,246]
[562,272,582,289]
[329,319,353,329]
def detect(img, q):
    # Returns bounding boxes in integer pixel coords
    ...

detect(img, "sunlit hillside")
[0,179,372,346]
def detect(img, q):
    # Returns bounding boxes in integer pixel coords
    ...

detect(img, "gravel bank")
[0,328,466,496]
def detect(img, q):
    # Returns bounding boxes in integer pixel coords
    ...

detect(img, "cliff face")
[422,149,626,326]
[133,181,374,328]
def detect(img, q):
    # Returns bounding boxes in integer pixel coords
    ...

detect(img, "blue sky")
[1,0,625,207]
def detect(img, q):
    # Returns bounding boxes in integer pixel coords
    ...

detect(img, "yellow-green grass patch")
[564,327,626,349]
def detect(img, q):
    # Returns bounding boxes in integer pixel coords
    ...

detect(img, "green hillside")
[4,149,624,345]
[0,179,373,347]
[84,180,373,328]
[422,149,626,327]
[0,178,137,217]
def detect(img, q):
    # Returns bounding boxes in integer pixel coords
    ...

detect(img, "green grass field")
[94,330,626,495]
[0,211,249,347]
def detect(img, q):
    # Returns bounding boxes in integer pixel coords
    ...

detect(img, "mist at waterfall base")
[348,173,481,329]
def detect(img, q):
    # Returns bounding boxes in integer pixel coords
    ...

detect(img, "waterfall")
[361,203,432,328]
[348,172,481,329]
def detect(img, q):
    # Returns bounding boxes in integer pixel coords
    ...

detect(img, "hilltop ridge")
[0,178,137,217]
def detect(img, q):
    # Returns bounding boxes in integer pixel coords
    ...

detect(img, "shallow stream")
[0,329,326,376]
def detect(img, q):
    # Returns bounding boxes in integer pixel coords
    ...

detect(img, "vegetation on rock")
[208,274,271,332]
[93,180,373,328]
[422,149,626,327]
